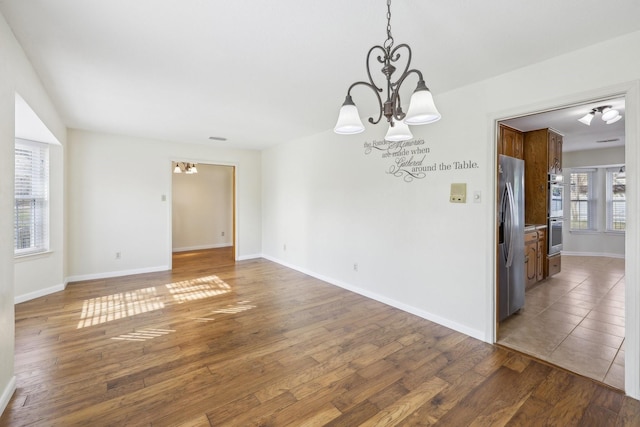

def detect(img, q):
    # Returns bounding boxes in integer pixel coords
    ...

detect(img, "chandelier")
[578,105,623,125]
[173,162,198,174]
[334,0,441,142]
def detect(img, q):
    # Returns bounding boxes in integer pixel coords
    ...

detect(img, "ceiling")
[2,1,639,150]
[501,97,626,152]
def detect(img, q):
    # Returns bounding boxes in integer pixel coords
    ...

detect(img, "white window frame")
[14,138,50,256]
[569,168,596,231]
[606,166,626,232]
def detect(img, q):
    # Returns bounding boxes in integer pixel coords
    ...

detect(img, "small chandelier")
[578,105,623,125]
[173,162,198,174]
[334,0,441,142]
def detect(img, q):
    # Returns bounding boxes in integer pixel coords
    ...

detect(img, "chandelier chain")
[385,0,394,50]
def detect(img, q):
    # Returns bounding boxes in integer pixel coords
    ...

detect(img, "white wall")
[262,30,640,395]
[67,129,261,281]
[563,146,625,257]
[0,11,66,415]
[172,163,233,251]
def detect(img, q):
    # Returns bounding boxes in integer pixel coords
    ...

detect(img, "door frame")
[486,80,640,398]
[167,159,238,269]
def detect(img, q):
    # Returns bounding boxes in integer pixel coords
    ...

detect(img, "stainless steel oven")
[548,217,563,255]
[548,174,563,218]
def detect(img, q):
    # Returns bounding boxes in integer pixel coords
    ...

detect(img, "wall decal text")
[364,139,479,182]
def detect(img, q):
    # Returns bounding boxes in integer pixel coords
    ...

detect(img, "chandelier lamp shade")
[334,0,440,141]
[578,105,623,125]
[173,162,198,174]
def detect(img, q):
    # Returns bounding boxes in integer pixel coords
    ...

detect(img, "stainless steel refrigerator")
[498,154,525,321]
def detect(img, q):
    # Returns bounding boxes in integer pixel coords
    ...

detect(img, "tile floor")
[497,255,625,390]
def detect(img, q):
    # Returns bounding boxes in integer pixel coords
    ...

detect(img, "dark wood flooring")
[1,248,639,426]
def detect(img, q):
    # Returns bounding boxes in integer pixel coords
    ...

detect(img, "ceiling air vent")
[595,138,620,144]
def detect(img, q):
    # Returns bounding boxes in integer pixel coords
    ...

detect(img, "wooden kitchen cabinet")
[525,230,538,288]
[498,124,524,159]
[547,130,563,174]
[525,227,547,288]
[523,128,564,224]
[536,227,546,281]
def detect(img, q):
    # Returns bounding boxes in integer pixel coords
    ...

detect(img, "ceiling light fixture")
[618,165,626,178]
[334,0,440,141]
[578,105,622,126]
[173,162,198,174]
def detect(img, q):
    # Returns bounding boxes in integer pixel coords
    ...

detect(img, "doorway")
[495,96,627,389]
[171,162,236,269]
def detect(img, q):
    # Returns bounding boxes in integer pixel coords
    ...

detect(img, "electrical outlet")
[221,231,225,236]
[115,252,121,259]
[353,263,358,272]
[283,244,287,251]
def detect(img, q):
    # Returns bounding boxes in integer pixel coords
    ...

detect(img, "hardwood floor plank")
[212,392,297,427]
[504,396,553,426]
[616,397,640,426]
[1,249,638,426]
[323,400,380,427]
[434,362,551,426]
[359,377,448,426]
[402,368,487,425]
[529,372,597,426]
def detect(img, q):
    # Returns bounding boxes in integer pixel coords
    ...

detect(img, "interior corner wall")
[261,31,640,345]
[66,129,262,281]
[0,10,66,415]
[172,164,234,252]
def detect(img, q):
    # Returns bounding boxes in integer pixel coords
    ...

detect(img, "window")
[607,167,626,231]
[14,139,49,255]
[569,169,595,231]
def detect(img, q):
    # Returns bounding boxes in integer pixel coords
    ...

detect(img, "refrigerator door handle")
[505,181,516,268]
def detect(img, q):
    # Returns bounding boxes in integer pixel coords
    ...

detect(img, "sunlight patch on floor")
[77,287,165,328]
[111,328,175,342]
[211,301,256,314]
[166,275,232,303]
[77,275,233,328]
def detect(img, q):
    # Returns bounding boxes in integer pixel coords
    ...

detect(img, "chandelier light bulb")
[385,120,413,142]
[601,107,619,122]
[334,95,365,134]
[578,112,594,126]
[606,115,622,125]
[404,83,441,125]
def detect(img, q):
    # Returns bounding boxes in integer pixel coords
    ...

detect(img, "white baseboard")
[66,265,169,284]
[172,243,232,253]
[262,255,486,342]
[236,253,263,261]
[15,283,66,304]
[0,376,16,418]
[561,251,625,259]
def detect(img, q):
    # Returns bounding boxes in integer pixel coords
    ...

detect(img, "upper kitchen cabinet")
[498,124,524,159]
[547,130,563,174]
[523,128,564,224]
[524,128,563,175]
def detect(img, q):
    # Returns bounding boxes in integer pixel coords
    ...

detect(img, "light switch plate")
[450,183,467,203]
